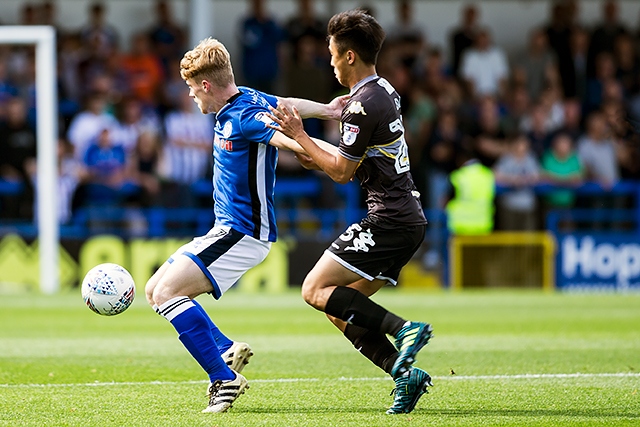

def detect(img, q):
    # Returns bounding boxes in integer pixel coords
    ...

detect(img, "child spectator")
[540,133,583,209]
[493,134,540,230]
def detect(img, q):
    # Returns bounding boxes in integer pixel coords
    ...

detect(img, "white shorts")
[168,226,271,299]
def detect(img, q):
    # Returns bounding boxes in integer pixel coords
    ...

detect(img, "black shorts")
[326,217,426,285]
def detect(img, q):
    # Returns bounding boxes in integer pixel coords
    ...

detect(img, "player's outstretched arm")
[276,95,349,121]
[267,105,358,184]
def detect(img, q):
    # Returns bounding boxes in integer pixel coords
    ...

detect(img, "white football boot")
[202,372,249,413]
[221,341,253,373]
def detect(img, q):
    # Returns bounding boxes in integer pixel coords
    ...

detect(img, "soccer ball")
[81,263,136,316]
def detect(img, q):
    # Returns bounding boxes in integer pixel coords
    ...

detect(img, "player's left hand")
[267,105,306,141]
[326,94,350,120]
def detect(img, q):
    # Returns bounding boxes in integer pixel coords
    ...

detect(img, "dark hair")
[327,9,385,66]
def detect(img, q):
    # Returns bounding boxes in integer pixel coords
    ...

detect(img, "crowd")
[1,0,640,234]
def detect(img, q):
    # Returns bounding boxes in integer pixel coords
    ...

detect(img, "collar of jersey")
[217,90,244,116]
[350,74,378,96]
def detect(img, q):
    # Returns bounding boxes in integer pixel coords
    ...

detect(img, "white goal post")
[0,26,58,294]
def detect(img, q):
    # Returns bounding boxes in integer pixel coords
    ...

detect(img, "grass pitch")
[1,289,639,426]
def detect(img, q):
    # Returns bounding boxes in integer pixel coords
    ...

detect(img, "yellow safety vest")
[445,162,495,235]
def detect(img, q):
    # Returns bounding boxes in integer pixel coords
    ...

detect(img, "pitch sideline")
[1,372,639,389]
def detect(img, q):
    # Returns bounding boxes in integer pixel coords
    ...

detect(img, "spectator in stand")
[512,28,558,103]
[238,0,284,92]
[39,1,66,39]
[558,97,584,141]
[601,99,640,181]
[58,33,84,117]
[460,28,509,100]
[113,96,160,155]
[468,96,508,167]
[450,3,479,79]
[19,3,37,26]
[148,0,186,75]
[520,86,565,133]
[81,126,135,205]
[160,90,214,208]
[283,35,331,140]
[568,25,589,101]
[0,55,19,120]
[540,132,584,210]
[79,2,120,59]
[587,0,627,79]
[386,0,427,71]
[545,1,574,98]
[0,97,37,219]
[503,85,531,136]
[67,92,118,161]
[493,134,540,230]
[613,33,640,99]
[521,102,555,160]
[120,32,164,108]
[157,58,186,116]
[77,36,118,97]
[585,52,616,115]
[405,79,437,156]
[577,111,619,188]
[129,130,162,207]
[577,110,624,228]
[284,0,326,64]
[426,110,463,209]
[26,138,87,224]
[420,47,455,101]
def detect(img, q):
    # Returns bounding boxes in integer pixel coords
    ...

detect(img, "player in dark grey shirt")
[268,9,432,415]
[338,74,427,225]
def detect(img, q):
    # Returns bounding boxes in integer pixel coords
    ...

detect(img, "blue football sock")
[192,299,233,354]
[156,296,235,382]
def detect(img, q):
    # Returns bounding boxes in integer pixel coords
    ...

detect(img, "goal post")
[0,26,59,294]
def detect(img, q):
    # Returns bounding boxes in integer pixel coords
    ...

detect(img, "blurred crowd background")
[1,0,640,240]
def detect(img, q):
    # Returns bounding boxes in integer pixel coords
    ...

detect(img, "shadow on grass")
[421,408,640,419]
[237,407,639,418]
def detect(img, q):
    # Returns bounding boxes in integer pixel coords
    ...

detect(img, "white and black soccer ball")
[81,263,136,316]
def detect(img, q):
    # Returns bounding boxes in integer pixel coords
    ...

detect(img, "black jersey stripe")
[197,228,244,266]
[247,143,262,239]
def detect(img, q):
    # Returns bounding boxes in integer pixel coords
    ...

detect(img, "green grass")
[1,289,639,426]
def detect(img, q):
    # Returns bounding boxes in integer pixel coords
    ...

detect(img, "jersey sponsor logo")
[254,111,276,127]
[346,101,367,116]
[215,135,233,152]
[339,223,376,252]
[342,123,360,146]
[222,121,233,138]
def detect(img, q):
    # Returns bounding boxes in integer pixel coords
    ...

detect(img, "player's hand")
[267,105,306,141]
[326,94,350,120]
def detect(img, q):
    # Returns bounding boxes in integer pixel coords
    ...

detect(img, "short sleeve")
[239,106,277,145]
[338,100,377,162]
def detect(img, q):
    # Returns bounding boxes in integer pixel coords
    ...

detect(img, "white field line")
[1,372,639,389]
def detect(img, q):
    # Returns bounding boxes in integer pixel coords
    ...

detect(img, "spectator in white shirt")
[460,28,509,99]
[66,92,118,160]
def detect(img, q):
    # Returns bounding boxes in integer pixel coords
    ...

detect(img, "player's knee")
[301,280,322,309]
[150,280,175,307]
[144,279,156,306]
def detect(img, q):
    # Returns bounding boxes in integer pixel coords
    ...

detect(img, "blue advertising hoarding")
[557,234,640,291]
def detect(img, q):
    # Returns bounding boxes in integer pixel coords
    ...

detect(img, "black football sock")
[324,286,406,335]
[344,323,399,376]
